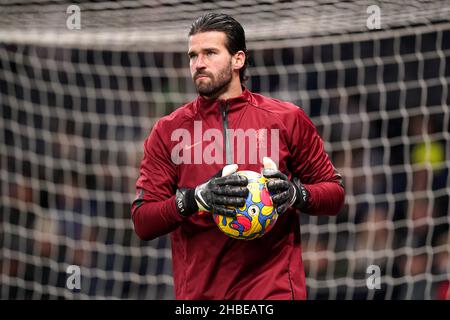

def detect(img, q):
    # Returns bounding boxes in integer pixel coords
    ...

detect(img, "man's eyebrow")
[188,47,219,55]
[203,47,219,52]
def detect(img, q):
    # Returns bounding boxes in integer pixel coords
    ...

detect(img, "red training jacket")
[132,87,344,300]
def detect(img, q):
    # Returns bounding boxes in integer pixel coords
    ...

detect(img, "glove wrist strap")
[292,177,309,211]
[175,188,198,217]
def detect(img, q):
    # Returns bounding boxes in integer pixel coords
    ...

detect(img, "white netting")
[1,0,450,299]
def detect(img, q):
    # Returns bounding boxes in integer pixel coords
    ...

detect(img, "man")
[131,13,344,299]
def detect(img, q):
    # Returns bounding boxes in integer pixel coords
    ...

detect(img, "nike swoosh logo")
[184,140,202,150]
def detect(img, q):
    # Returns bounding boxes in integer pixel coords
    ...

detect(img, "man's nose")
[195,54,206,69]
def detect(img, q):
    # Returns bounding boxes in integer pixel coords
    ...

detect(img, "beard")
[193,62,233,99]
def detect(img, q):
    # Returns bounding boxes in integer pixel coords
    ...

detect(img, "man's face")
[188,31,233,98]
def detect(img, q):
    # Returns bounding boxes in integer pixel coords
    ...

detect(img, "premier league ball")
[213,170,278,240]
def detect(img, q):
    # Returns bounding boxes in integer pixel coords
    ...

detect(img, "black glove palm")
[175,164,249,217]
[195,172,249,216]
[261,158,309,215]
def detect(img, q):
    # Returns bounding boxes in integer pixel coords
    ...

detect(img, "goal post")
[1,0,450,299]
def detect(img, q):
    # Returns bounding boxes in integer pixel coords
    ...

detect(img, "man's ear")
[232,50,246,71]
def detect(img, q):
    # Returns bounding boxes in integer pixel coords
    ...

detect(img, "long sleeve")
[131,120,185,240]
[132,194,184,241]
[290,108,345,216]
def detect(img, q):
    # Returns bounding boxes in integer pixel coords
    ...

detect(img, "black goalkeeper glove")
[261,157,309,215]
[175,164,249,217]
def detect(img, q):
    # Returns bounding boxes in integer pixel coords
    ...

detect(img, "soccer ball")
[212,170,278,240]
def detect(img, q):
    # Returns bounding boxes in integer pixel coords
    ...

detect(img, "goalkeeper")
[131,13,344,299]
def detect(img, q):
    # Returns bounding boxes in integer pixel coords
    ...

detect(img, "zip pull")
[221,100,228,118]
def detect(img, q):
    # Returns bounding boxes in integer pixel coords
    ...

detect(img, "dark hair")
[189,13,248,82]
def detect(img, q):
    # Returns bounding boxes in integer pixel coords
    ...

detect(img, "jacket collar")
[194,86,252,116]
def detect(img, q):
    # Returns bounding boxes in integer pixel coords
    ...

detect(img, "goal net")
[1,0,449,299]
